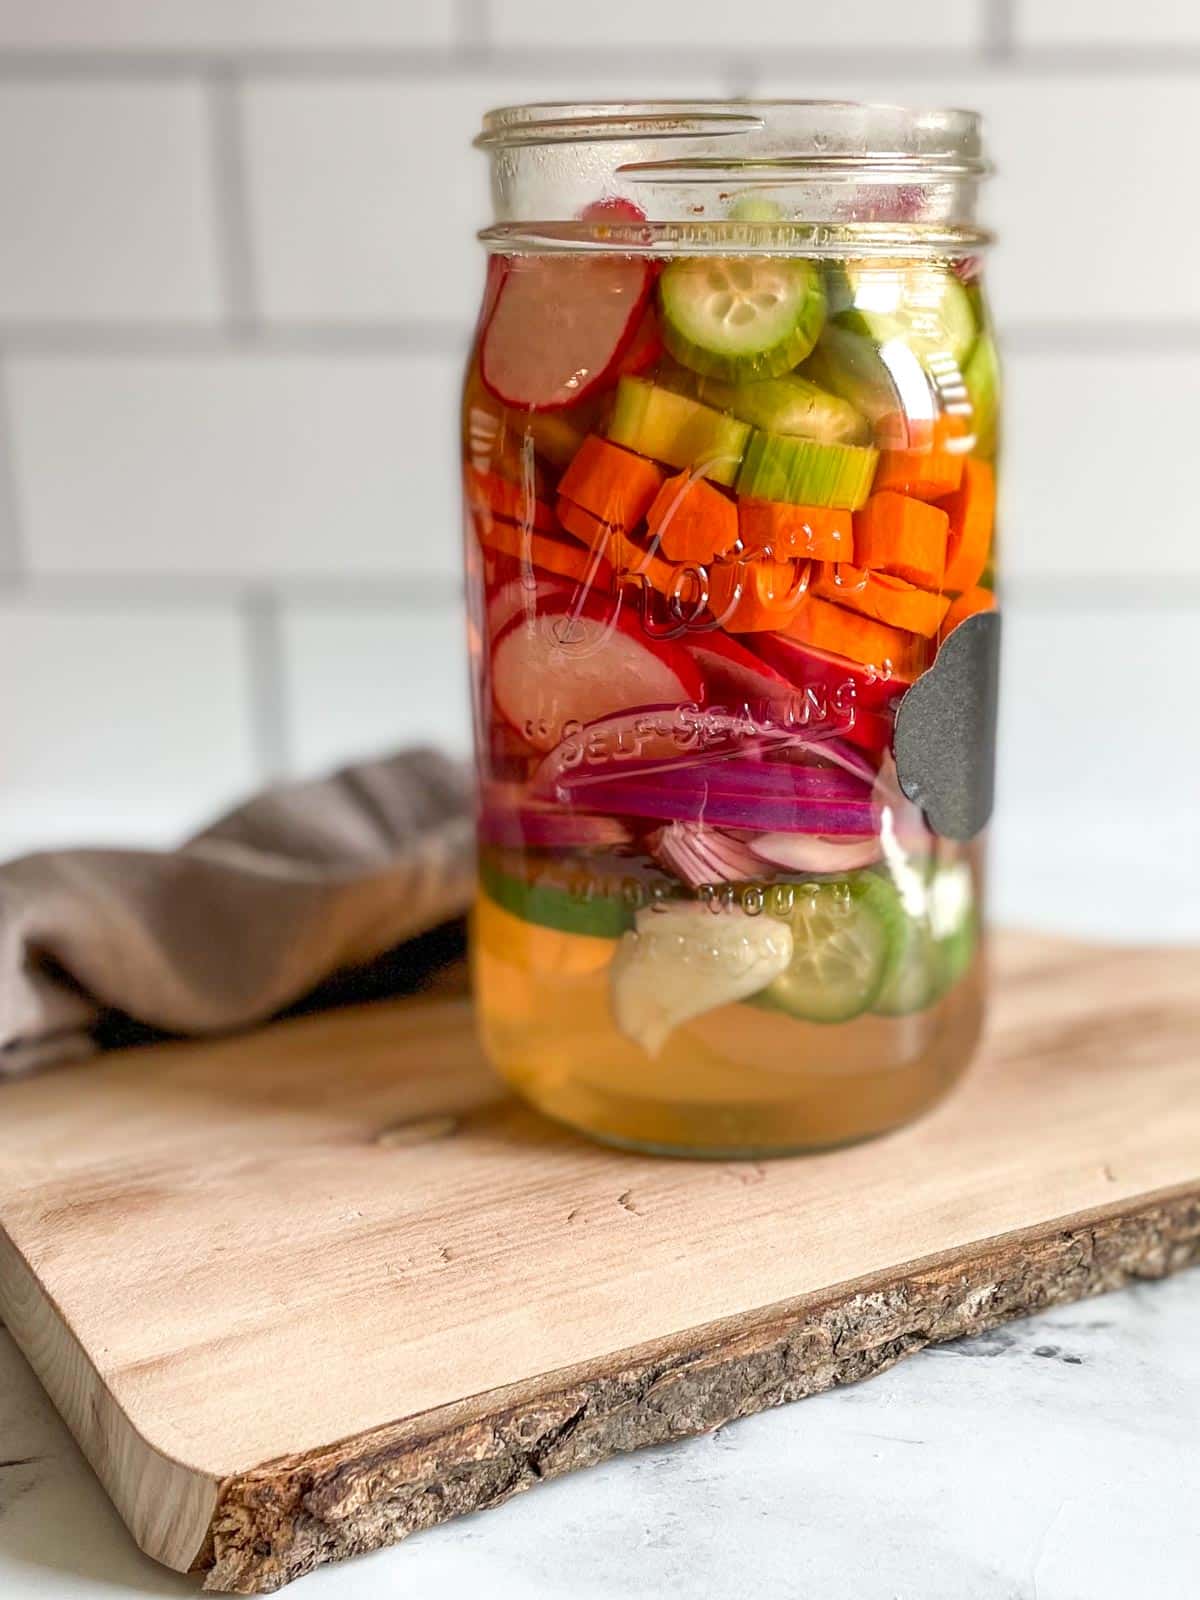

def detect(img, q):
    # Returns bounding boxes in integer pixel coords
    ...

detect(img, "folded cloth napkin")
[0,748,474,1076]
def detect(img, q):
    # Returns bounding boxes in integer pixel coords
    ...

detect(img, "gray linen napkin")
[0,749,474,1076]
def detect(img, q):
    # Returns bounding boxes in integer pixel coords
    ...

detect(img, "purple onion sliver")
[478,805,632,851]
[648,822,767,889]
[550,773,878,835]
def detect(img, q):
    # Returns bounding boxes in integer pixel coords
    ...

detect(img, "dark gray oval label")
[893,610,1002,842]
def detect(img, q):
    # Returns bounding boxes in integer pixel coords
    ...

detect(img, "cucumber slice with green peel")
[963,332,1000,460]
[803,324,934,448]
[832,264,978,366]
[479,855,634,941]
[756,873,904,1023]
[691,373,872,447]
[608,376,750,487]
[874,860,978,1015]
[735,427,878,510]
[659,256,826,383]
[727,195,784,223]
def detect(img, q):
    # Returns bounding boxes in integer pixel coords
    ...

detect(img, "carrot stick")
[738,498,853,562]
[555,498,682,598]
[557,435,666,528]
[939,458,996,593]
[472,508,613,590]
[787,595,931,680]
[465,464,556,533]
[706,557,808,633]
[645,471,739,563]
[853,491,949,588]
[939,584,995,643]
[872,446,964,501]
[811,563,950,637]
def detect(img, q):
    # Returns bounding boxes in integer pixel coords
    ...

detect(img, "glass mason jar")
[464,101,1000,1156]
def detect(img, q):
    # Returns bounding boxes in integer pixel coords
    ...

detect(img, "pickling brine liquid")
[464,237,998,1155]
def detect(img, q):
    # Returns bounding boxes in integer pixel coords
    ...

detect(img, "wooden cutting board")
[1,931,1198,1594]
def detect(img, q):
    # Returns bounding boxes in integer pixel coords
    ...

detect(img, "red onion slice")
[648,822,768,889]
[748,832,883,873]
[550,759,878,835]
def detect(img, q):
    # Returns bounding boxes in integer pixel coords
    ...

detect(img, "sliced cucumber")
[479,855,633,941]
[757,874,904,1024]
[607,375,750,487]
[802,324,915,434]
[832,264,978,366]
[874,860,978,1015]
[659,256,826,383]
[692,372,871,447]
[735,427,878,510]
[963,332,1000,461]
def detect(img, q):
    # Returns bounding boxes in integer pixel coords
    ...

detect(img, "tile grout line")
[453,0,491,59]
[3,44,1200,79]
[206,62,258,336]
[982,0,1016,60]
[0,359,27,579]
[241,588,292,780]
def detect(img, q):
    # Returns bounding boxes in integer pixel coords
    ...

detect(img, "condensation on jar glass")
[463,101,1001,1157]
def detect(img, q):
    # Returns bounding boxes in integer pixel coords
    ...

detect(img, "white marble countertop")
[2,1268,1197,1599]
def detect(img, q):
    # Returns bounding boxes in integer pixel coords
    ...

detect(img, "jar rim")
[476,99,989,176]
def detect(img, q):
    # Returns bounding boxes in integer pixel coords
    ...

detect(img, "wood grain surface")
[1,931,1198,1594]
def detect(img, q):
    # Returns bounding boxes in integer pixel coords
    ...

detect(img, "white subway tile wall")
[0,599,256,853]
[0,1,1195,934]
[0,83,221,323]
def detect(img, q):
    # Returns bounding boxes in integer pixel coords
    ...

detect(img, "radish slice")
[753,631,913,714]
[531,704,793,797]
[748,832,882,872]
[480,255,652,411]
[581,197,647,224]
[615,305,663,377]
[492,597,703,755]
[685,630,793,709]
[486,575,571,639]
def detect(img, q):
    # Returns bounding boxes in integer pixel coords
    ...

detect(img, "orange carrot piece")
[940,457,996,593]
[555,498,682,599]
[853,491,949,588]
[473,507,613,590]
[464,464,556,533]
[738,498,853,562]
[645,471,739,563]
[787,595,931,680]
[706,557,808,633]
[557,435,666,528]
[873,444,964,501]
[811,563,950,638]
[939,584,995,642]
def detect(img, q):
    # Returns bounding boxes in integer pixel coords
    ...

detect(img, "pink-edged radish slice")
[685,630,792,709]
[480,255,652,412]
[492,597,703,755]
[581,197,647,224]
[614,304,663,377]
[753,631,914,715]
[747,832,882,872]
[486,575,572,640]
[532,704,785,799]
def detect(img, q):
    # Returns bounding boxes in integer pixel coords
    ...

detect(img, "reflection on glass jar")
[464,102,1000,1156]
